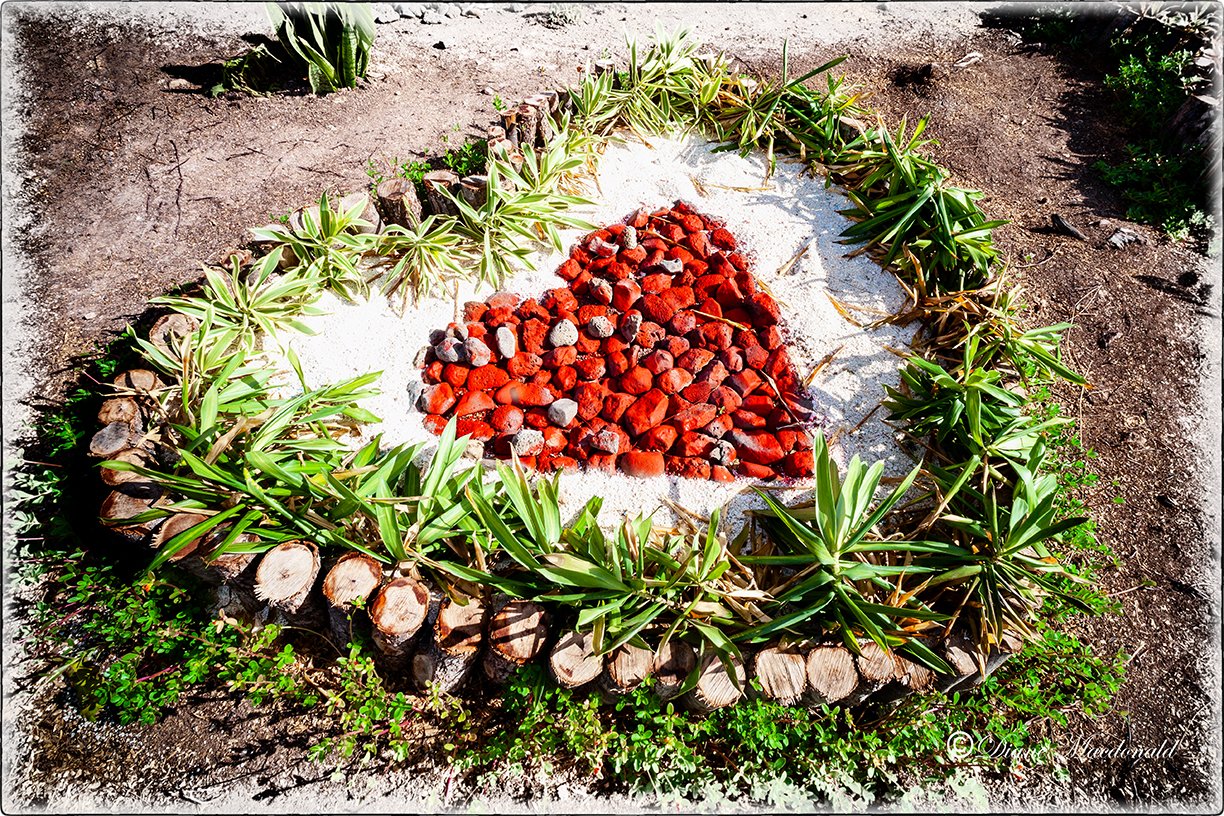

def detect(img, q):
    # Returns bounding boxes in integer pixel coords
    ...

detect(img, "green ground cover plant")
[9,27,1128,803]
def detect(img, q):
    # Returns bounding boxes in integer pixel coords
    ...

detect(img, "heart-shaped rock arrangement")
[417,201,816,481]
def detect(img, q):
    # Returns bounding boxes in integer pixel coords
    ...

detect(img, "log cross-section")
[422,170,461,217]
[98,482,164,543]
[483,599,547,684]
[254,540,323,625]
[752,646,808,706]
[805,644,860,706]
[413,594,485,693]
[600,642,653,697]
[651,640,696,700]
[368,575,432,671]
[684,650,746,713]
[549,630,603,689]
[375,178,422,228]
[321,552,384,648]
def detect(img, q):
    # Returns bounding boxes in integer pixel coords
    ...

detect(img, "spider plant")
[614,27,717,137]
[736,433,951,671]
[267,2,376,95]
[460,459,757,670]
[151,247,324,356]
[361,215,470,307]
[444,137,597,289]
[920,452,1094,646]
[250,192,372,300]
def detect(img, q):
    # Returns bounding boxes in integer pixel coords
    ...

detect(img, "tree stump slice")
[599,642,653,697]
[98,483,164,543]
[805,644,860,707]
[848,641,897,705]
[525,95,553,145]
[254,540,323,626]
[651,640,696,701]
[203,529,262,618]
[375,178,422,229]
[100,448,153,487]
[510,102,539,149]
[422,170,461,217]
[683,651,746,713]
[338,190,380,233]
[322,552,384,649]
[90,421,142,459]
[112,368,164,395]
[752,646,808,706]
[368,575,431,672]
[549,630,603,689]
[458,175,489,209]
[483,599,547,684]
[150,511,214,580]
[935,630,981,694]
[97,397,142,427]
[149,313,197,361]
[413,594,485,693]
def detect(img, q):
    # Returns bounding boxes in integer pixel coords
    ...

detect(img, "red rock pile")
[417,202,816,480]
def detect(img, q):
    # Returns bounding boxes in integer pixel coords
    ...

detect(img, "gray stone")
[656,258,683,275]
[511,429,545,456]
[464,337,493,368]
[620,225,638,250]
[413,345,430,367]
[587,315,614,339]
[394,2,426,17]
[435,337,463,363]
[429,328,446,345]
[439,2,460,17]
[494,325,517,358]
[620,311,642,341]
[421,9,444,23]
[372,4,400,23]
[462,6,481,16]
[447,322,469,341]
[710,440,735,466]
[1107,227,1144,249]
[591,428,620,455]
[547,398,578,427]
[548,319,578,347]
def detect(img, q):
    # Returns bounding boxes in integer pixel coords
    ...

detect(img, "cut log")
[98,482,164,543]
[338,190,380,233]
[599,642,653,696]
[509,102,539,150]
[651,639,696,700]
[375,177,423,229]
[321,552,384,648]
[593,59,617,79]
[752,645,808,706]
[805,644,860,707]
[89,421,142,459]
[683,650,746,713]
[202,528,262,617]
[483,599,548,683]
[254,540,323,625]
[847,641,898,705]
[413,594,485,693]
[422,170,461,217]
[524,95,553,145]
[112,368,164,395]
[458,175,489,209]
[368,575,432,671]
[549,630,602,689]
[934,630,981,694]
[148,313,197,361]
[97,397,142,427]
[99,448,153,487]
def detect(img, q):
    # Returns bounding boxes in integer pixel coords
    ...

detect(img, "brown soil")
[3,4,1219,811]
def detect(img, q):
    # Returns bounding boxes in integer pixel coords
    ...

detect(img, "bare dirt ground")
[2,2,1220,812]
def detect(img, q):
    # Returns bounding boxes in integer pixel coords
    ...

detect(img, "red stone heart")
[418,201,816,481]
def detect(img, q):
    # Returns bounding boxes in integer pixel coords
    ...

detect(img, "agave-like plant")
[250,192,372,300]
[734,433,951,671]
[361,215,470,307]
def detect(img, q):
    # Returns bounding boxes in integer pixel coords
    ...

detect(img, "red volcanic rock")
[620,367,654,396]
[495,382,555,407]
[672,403,717,433]
[419,383,455,415]
[623,389,669,436]
[454,390,495,417]
[419,204,818,483]
[619,451,665,478]
[728,429,784,465]
[468,365,509,391]
[491,405,525,434]
[656,368,694,395]
[601,392,635,424]
[506,353,543,378]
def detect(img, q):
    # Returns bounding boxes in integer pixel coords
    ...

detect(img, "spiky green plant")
[267,2,376,95]
[250,192,372,300]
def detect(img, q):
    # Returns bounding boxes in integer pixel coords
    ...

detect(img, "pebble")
[413,346,430,367]
[548,319,579,347]
[464,337,493,368]
[587,315,614,339]
[591,428,621,455]
[547,398,579,427]
[394,1,426,16]
[619,311,642,341]
[372,3,400,23]
[422,9,444,23]
[435,337,463,363]
[656,258,683,274]
[511,429,545,456]
[710,440,735,466]
[494,325,517,358]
